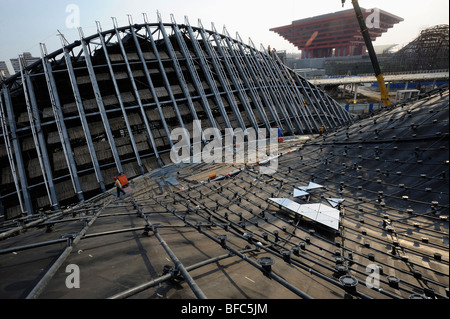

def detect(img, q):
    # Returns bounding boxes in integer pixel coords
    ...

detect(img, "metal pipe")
[0,238,67,255]
[0,212,62,240]
[109,247,258,299]
[170,210,312,299]
[144,215,207,299]
[25,199,111,299]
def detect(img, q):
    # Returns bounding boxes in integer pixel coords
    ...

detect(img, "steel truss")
[0,14,352,220]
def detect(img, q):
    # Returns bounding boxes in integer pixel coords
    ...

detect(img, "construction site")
[0,6,448,304]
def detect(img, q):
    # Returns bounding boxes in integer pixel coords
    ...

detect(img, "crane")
[342,0,391,106]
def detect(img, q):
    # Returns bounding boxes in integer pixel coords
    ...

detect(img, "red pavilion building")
[270,8,403,59]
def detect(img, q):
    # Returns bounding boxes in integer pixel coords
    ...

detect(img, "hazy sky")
[0,0,449,72]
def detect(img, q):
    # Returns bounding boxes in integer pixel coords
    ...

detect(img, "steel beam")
[79,28,124,174]
[211,24,259,132]
[40,44,84,202]
[60,38,106,192]
[2,86,34,215]
[128,20,174,154]
[197,20,246,131]
[97,22,146,172]
[184,17,233,130]
[112,18,162,169]
[171,15,218,131]
[156,15,206,145]
[0,88,27,215]
[143,16,192,145]
[231,33,273,132]
[19,56,60,208]
[220,28,262,132]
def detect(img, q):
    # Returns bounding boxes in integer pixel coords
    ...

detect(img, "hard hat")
[113,177,117,180]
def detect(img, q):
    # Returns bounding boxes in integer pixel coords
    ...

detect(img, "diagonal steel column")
[112,18,162,169]
[298,73,332,129]
[197,20,246,131]
[96,22,146,172]
[247,42,284,129]
[311,85,338,128]
[318,87,344,126]
[261,47,311,133]
[212,24,259,132]
[0,88,28,215]
[270,57,317,133]
[220,27,262,132]
[231,33,273,132]
[40,44,84,202]
[60,37,106,192]
[19,56,60,208]
[171,15,218,131]
[183,17,234,131]
[128,19,174,153]
[246,38,304,133]
[143,15,193,145]
[290,71,323,132]
[78,28,123,174]
[257,47,313,133]
[156,14,206,146]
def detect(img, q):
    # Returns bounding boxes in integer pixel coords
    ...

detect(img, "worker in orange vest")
[114,176,126,199]
[319,125,325,136]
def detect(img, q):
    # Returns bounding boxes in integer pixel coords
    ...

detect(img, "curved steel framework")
[0,14,352,220]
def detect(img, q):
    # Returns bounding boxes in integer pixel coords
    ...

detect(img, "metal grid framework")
[0,14,352,220]
[387,24,449,72]
[0,87,448,300]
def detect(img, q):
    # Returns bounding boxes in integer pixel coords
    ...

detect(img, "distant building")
[10,52,40,74]
[0,61,12,78]
[270,8,403,59]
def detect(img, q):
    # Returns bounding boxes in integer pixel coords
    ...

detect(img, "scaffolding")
[388,24,449,72]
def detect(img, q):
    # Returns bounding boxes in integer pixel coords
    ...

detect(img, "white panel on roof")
[326,198,345,208]
[293,188,309,197]
[269,198,340,231]
[298,181,324,191]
